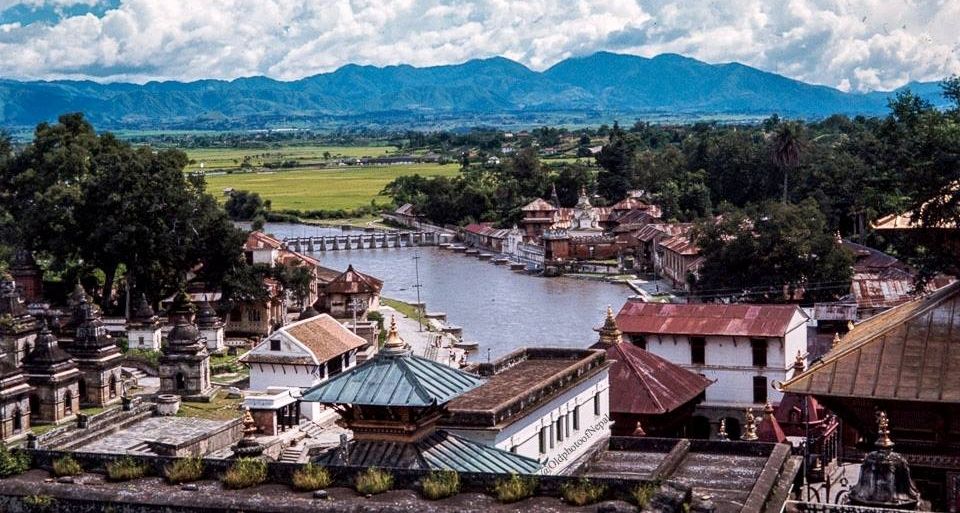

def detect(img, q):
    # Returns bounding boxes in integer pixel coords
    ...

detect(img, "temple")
[158,292,215,401]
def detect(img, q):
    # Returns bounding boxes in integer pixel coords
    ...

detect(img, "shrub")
[106,457,149,481]
[291,464,331,492]
[492,474,537,504]
[354,467,393,495]
[164,457,205,484]
[560,478,606,506]
[51,455,83,477]
[632,483,657,508]
[0,445,31,478]
[221,458,267,489]
[23,494,55,511]
[421,470,460,500]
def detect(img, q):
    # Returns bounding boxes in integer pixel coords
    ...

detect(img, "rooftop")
[617,301,808,338]
[240,314,366,365]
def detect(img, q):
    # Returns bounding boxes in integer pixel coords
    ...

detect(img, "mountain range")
[0,52,948,130]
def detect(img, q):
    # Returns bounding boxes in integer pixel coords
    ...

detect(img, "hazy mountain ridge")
[0,52,947,129]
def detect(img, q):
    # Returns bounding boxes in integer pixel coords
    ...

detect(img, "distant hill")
[0,52,948,130]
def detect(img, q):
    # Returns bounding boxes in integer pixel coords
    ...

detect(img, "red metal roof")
[521,198,556,212]
[659,234,700,256]
[598,341,712,415]
[616,302,807,338]
[326,264,384,294]
[244,230,285,251]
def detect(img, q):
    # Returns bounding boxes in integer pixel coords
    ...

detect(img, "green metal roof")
[313,430,541,474]
[302,353,485,407]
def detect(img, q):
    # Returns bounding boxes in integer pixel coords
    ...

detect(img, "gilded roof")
[782,281,960,403]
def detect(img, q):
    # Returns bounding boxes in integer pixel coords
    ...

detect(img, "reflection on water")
[262,223,634,360]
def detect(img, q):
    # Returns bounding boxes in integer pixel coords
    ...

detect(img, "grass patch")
[354,467,393,495]
[421,470,460,500]
[381,298,430,331]
[0,445,31,477]
[164,457,205,484]
[492,474,538,504]
[291,463,332,491]
[124,348,161,368]
[51,455,83,477]
[560,478,607,506]
[177,394,242,420]
[186,145,400,171]
[632,482,657,508]
[106,457,149,481]
[204,162,459,211]
[221,458,267,489]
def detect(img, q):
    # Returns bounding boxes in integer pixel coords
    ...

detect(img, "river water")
[263,223,634,360]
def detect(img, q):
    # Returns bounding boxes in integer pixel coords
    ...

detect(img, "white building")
[615,301,808,422]
[125,294,162,351]
[443,348,610,475]
[239,314,366,393]
[196,300,225,354]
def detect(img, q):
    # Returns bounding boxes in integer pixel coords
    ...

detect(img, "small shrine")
[126,293,161,351]
[158,292,215,401]
[0,273,39,366]
[848,412,921,510]
[22,323,81,424]
[0,341,32,441]
[66,296,123,407]
[196,298,225,354]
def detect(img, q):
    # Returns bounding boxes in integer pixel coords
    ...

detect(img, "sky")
[0,0,958,92]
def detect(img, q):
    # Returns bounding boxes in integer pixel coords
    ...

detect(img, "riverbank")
[379,299,467,368]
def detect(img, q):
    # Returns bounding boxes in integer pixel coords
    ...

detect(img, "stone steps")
[299,420,324,438]
[122,367,148,380]
[279,446,305,463]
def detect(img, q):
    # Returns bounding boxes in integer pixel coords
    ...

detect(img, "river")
[262,223,635,360]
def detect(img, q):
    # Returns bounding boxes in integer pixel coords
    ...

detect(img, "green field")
[203,163,459,211]
[186,145,398,171]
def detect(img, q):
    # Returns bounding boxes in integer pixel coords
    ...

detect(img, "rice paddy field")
[203,163,460,211]
[185,145,398,171]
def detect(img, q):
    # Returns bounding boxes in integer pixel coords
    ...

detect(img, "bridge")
[283,230,448,252]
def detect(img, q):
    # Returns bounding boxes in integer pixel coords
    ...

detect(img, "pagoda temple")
[590,306,712,437]
[66,296,123,407]
[158,292,214,401]
[22,323,81,424]
[304,317,539,474]
[0,273,39,367]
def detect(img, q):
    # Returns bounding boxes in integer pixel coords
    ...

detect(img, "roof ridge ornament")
[876,410,894,450]
[718,418,729,441]
[381,315,410,355]
[741,408,759,441]
[793,350,805,372]
[832,332,842,349]
[597,305,623,345]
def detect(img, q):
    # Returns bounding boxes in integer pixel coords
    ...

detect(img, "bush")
[560,478,606,506]
[106,457,149,481]
[51,456,83,477]
[421,470,460,500]
[492,474,537,504]
[632,483,657,508]
[23,494,55,511]
[0,445,31,477]
[291,464,332,491]
[221,458,267,489]
[354,467,393,495]
[165,457,205,484]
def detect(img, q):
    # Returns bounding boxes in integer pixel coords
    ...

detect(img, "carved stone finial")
[598,305,623,346]
[741,408,759,441]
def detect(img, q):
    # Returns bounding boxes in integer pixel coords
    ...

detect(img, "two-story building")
[615,301,809,439]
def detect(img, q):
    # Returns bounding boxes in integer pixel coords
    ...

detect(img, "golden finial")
[382,315,408,353]
[793,350,806,372]
[598,305,623,345]
[718,419,728,441]
[741,408,759,441]
[847,320,856,332]
[876,411,894,450]
[763,401,775,417]
[241,406,257,438]
[832,332,842,349]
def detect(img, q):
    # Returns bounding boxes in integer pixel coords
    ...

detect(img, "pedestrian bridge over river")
[284,230,450,252]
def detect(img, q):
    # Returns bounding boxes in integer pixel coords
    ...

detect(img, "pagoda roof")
[303,352,484,407]
[326,265,383,295]
[313,429,540,474]
[757,404,787,443]
[597,341,712,415]
[782,280,960,403]
[23,325,77,372]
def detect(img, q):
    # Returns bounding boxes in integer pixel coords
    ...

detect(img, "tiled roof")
[325,265,383,295]
[303,352,484,407]
[395,203,416,216]
[464,223,511,239]
[244,230,285,251]
[598,342,712,415]
[241,314,366,365]
[616,302,807,338]
[521,198,556,211]
[781,281,960,403]
[659,234,700,256]
[313,430,540,474]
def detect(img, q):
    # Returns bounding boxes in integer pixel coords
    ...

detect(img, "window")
[64,390,73,415]
[549,424,555,449]
[690,337,706,365]
[270,339,281,351]
[753,376,768,404]
[573,405,580,430]
[751,339,768,367]
[539,427,548,454]
[556,418,564,442]
[138,336,144,346]
[565,414,571,438]
[632,335,647,350]
[229,308,242,322]
[12,407,21,433]
[248,309,261,322]
[593,393,601,415]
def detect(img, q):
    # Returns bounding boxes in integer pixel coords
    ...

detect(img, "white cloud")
[0,0,956,92]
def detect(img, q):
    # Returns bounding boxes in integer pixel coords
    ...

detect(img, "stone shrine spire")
[597,305,623,346]
[849,411,921,509]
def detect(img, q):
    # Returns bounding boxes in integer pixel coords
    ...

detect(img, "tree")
[772,121,806,204]
[224,190,266,220]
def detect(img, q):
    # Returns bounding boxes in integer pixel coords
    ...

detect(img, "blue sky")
[0,0,957,92]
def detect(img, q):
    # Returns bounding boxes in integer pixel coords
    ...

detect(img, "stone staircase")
[122,367,148,381]
[299,419,325,438]
[279,445,306,463]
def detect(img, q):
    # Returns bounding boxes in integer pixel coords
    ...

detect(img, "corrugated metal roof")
[302,353,484,407]
[313,430,540,474]
[782,280,960,403]
[616,302,807,338]
[598,341,712,415]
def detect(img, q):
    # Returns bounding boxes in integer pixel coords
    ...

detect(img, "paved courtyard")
[78,417,234,455]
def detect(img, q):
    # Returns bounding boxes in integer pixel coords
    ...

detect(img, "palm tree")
[773,122,806,203]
